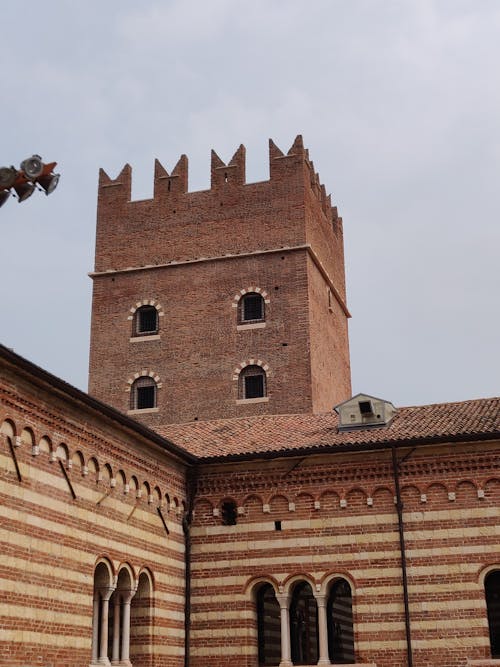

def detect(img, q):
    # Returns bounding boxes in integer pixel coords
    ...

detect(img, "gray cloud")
[1,0,498,406]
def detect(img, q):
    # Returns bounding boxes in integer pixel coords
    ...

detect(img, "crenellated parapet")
[94,135,344,278]
[97,135,335,220]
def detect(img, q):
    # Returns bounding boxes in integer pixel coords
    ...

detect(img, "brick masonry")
[88,136,351,425]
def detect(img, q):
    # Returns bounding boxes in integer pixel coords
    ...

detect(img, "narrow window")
[290,581,319,665]
[327,579,355,663]
[131,377,157,410]
[133,305,158,336]
[239,365,266,399]
[256,583,281,665]
[240,293,265,323]
[486,570,500,657]
[221,500,238,526]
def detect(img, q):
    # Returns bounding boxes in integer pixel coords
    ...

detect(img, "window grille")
[131,377,157,410]
[239,365,266,399]
[134,306,158,336]
[240,293,264,322]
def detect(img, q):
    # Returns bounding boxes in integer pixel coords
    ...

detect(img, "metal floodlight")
[0,166,18,190]
[12,173,36,203]
[38,171,60,195]
[20,154,43,179]
[0,156,60,209]
[0,190,11,208]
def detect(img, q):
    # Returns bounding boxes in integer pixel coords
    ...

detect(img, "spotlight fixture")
[13,175,36,202]
[0,190,11,208]
[20,155,44,180]
[0,166,17,190]
[36,162,60,195]
[0,156,60,208]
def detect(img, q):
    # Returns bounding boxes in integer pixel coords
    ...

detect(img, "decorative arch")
[232,358,271,380]
[232,286,270,309]
[1,419,16,438]
[282,573,317,596]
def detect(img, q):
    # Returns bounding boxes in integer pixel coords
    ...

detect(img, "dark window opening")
[239,366,267,400]
[486,571,500,657]
[221,500,237,526]
[290,582,318,665]
[257,584,281,666]
[274,521,282,531]
[240,293,264,323]
[134,306,158,336]
[131,377,157,410]
[327,579,355,663]
[245,374,264,398]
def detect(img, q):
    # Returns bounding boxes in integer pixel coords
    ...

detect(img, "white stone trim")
[237,322,266,331]
[231,287,271,307]
[129,334,161,343]
[127,299,165,320]
[126,370,162,391]
[232,359,271,378]
[236,396,269,405]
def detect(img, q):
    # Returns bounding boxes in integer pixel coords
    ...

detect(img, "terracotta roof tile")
[158,397,500,461]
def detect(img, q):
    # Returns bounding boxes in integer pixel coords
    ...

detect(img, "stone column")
[315,594,330,665]
[111,594,121,664]
[99,587,114,666]
[120,589,136,667]
[276,594,292,667]
[91,595,100,664]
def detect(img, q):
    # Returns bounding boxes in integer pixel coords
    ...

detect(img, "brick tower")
[88,135,351,426]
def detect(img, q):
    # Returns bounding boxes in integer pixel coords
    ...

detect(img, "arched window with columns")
[91,562,137,667]
[289,581,318,665]
[327,578,355,663]
[256,583,281,666]
[91,561,115,666]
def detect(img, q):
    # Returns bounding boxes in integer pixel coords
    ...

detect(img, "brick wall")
[0,360,187,667]
[189,442,500,667]
[89,136,351,424]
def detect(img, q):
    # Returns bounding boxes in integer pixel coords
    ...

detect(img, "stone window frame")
[233,359,270,404]
[126,370,162,414]
[128,299,164,342]
[232,287,270,331]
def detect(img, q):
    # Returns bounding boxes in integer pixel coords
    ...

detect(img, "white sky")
[1,0,498,407]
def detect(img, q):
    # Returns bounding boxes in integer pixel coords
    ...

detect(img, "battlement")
[98,135,335,220]
[94,135,345,301]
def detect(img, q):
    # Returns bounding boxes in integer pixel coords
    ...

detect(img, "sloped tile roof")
[158,397,500,461]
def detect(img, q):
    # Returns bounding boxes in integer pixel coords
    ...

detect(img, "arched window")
[486,570,500,657]
[256,583,281,666]
[290,581,318,665]
[133,305,158,336]
[91,562,115,666]
[327,579,355,663]
[130,377,157,410]
[240,292,265,323]
[239,365,266,399]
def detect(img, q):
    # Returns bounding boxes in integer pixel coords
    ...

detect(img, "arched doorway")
[289,581,318,665]
[327,578,354,663]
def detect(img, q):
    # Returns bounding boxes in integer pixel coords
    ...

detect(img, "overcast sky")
[1,1,498,408]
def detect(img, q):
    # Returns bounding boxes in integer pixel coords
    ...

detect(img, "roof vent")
[334,393,397,431]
